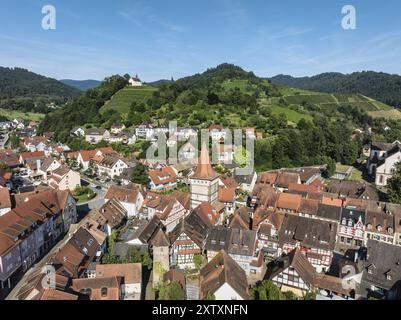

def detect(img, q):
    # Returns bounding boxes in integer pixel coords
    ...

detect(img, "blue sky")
[1,0,401,80]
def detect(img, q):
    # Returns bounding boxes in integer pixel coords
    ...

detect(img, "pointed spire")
[193,143,218,179]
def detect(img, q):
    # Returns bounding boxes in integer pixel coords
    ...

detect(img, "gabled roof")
[53,242,87,278]
[0,187,11,209]
[227,228,257,256]
[265,248,316,288]
[99,199,127,229]
[193,202,221,226]
[40,289,78,300]
[371,141,396,151]
[98,154,126,168]
[316,203,342,222]
[169,209,211,247]
[148,166,177,186]
[299,198,320,216]
[149,227,170,247]
[40,157,59,172]
[205,226,232,252]
[52,165,71,178]
[104,185,141,204]
[72,276,121,300]
[20,151,45,161]
[257,171,278,185]
[96,263,141,284]
[200,250,250,300]
[85,128,108,136]
[279,214,337,251]
[218,187,236,203]
[253,208,285,232]
[138,217,164,244]
[276,193,302,211]
[275,172,300,188]
[362,240,401,290]
[229,206,251,230]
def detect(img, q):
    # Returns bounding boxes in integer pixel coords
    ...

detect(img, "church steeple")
[190,143,219,209]
[192,143,218,180]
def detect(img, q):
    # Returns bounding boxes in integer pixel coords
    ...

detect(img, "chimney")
[373,216,376,228]
[36,159,41,171]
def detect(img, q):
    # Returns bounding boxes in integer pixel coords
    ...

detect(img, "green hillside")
[100,85,158,114]
[273,92,401,120]
[96,67,401,129]
[0,108,44,121]
[0,67,80,114]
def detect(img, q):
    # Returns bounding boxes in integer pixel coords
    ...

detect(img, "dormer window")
[348,220,353,227]
[377,225,382,232]
[367,224,372,230]
[342,218,347,225]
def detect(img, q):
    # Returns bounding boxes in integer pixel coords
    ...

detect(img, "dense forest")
[0,67,80,113]
[270,71,401,109]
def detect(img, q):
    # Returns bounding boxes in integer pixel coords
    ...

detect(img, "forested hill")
[38,75,128,141]
[0,67,81,113]
[176,63,260,88]
[269,71,401,109]
[38,63,401,173]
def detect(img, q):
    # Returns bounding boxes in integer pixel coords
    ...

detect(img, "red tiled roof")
[218,187,236,203]
[322,196,343,207]
[0,187,11,209]
[288,183,318,194]
[277,193,302,211]
[104,185,141,204]
[20,151,45,161]
[96,263,142,284]
[148,166,177,186]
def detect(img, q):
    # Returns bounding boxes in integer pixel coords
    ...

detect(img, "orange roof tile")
[218,187,236,203]
[277,193,302,211]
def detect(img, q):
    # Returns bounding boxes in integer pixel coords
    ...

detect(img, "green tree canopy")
[387,161,401,204]
[158,281,186,300]
[130,163,149,186]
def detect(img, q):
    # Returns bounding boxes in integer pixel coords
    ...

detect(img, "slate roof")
[279,214,337,251]
[362,240,401,291]
[316,203,342,222]
[169,210,211,247]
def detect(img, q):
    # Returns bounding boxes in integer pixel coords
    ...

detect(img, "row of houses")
[0,189,77,289]
[14,211,142,301]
